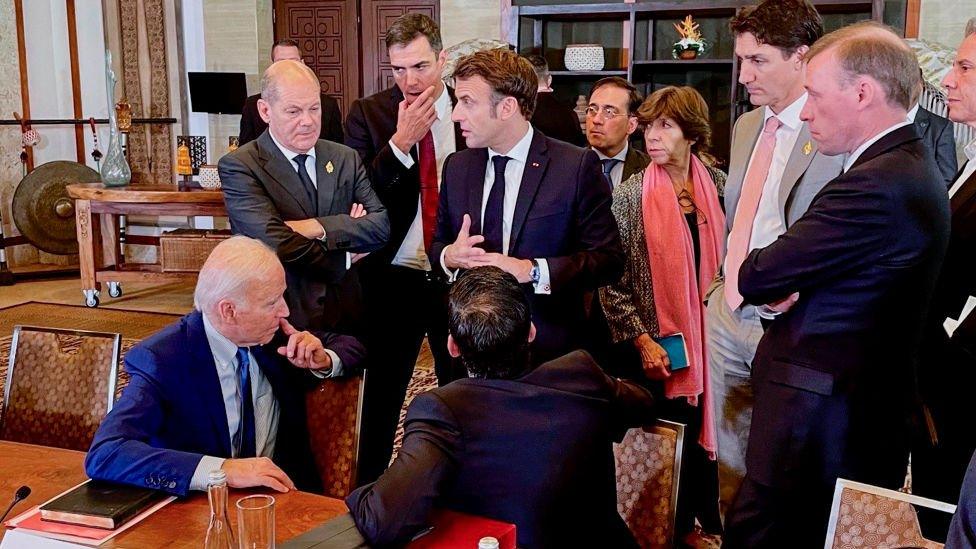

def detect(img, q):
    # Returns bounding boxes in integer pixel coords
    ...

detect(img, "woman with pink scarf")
[600,86,725,546]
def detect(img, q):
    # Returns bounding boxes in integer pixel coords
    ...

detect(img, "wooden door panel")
[274,0,359,116]
[361,0,439,98]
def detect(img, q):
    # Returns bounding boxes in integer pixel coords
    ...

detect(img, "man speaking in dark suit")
[346,267,655,549]
[86,237,365,495]
[909,73,957,188]
[723,22,951,547]
[430,48,625,363]
[219,60,389,335]
[343,13,464,485]
[238,39,343,146]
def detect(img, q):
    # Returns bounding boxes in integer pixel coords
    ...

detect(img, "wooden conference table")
[0,441,347,547]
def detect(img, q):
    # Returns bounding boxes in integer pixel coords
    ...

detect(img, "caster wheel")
[85,294,99,308]
[108,282,123,298]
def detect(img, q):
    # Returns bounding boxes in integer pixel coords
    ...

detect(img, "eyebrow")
[391,61,430,70]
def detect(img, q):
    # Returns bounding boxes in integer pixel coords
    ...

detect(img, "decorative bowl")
[198,164,221,189]
[564,44,605,71]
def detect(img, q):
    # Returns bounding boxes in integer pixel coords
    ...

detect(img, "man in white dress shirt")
[86,237,366,495]
[706,0,845,518]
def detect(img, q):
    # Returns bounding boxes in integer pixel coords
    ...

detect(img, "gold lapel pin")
[802,141,813,156]
[325,160,334,174]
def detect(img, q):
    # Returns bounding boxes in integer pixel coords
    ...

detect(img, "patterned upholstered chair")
[614,419,685,549]
[826,479,956,549]
[1,326,121,452]
[306,372,365,499]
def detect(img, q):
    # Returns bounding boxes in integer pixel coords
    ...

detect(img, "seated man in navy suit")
[346,267,655,549]
[85,236,365,496]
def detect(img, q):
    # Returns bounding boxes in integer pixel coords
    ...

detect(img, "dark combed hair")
[523,54,550,83]
[272,38,300,51]
[448,267,532,379]
[590,76,644,115]
[730,0,824,58]
[453,49,538,118]
[385,13,443,53]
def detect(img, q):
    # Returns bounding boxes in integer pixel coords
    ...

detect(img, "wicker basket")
[159,229,232,272]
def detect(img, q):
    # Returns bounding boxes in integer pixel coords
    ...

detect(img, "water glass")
[236,494,275,549]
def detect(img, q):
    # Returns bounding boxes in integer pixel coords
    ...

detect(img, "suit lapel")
[314,142,336,215]
[187,311,233,457]
[777,123,818,212]
[468,148,489,233]
[726,111,763,223]
[256,132,315,218]
[951,164,976,215]
[622,146,647,182]
[510,132,549,251]
[914,108,932,139]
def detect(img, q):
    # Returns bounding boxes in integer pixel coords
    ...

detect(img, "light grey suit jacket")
[725,107,846,233]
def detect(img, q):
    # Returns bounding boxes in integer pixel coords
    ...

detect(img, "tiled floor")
[0,277,195,315]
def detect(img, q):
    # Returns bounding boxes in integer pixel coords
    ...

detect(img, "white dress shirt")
[439,125,552,294]
[949,139,976,198]
[843,120,913,173]
[189,313,342,490]
[594,143,629,188]
[389,86,457,270]
[744,93,807,252]
[907,103,920,123]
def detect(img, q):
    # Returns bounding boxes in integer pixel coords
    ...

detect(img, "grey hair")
[193,236,282,314]
[260,59,319,105]
[967,18,976,37]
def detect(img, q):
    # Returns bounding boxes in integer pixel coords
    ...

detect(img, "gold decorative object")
[115,100,132,133]
[228,136,239,153]
[176,143,192,176]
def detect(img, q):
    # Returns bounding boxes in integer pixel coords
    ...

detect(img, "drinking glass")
[236,495,275,549]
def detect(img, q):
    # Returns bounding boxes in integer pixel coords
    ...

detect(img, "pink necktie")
[725,116,781,310]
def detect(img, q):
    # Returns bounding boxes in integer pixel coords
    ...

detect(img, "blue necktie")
[233,347,256,459]
[292,154,318,215]
[601,158,621,189]
[482,155,510,254]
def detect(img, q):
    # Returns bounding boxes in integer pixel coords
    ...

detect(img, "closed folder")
[655,333,689,371]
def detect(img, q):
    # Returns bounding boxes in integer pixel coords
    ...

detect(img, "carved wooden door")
[360,0,439,98]
[274,0,360,116]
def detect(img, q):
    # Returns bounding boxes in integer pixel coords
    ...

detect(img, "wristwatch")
[529,259,541,283]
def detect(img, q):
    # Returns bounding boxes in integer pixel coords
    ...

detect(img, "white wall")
[919,1,976,47]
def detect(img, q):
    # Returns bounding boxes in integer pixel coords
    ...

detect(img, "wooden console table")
[66,183,226,307]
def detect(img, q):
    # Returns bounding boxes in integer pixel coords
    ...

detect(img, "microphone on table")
[0,486,31,524]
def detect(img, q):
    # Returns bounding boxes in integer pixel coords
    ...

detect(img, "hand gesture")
[390,86,437,154]
[349,203,366,219]
[634,333,671,380]
[444,214,491,270]
[222,457,295,492]
[285,218,325,239]
[479,253,534,283]
[766,292,800,314]
[277,319,333,372]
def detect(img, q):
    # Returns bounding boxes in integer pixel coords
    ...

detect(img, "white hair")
[193,236,282,314]
[260,59,319,105]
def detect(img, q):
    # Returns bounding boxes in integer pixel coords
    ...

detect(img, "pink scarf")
[641,155,725,455]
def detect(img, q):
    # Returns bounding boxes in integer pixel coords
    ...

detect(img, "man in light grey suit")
[705,0,845,518]
[219,60,390,335]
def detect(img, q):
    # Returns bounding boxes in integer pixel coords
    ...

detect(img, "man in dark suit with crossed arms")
[344,14,465,485]
[430,48,624,363]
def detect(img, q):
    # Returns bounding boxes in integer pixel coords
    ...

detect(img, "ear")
[447,334,461,358]
[855,77,876,110]
[437,48,448,68]
[626,115,639,136]
[216,299,237,324]
[528,322,537,343]
[793,45,810,67]
[499,96,520,121]
[257,98,272,124]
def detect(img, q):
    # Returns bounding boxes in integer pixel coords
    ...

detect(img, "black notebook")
[39,480,167,530]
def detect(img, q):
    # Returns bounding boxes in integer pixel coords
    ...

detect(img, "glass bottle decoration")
[204,470,235,549]
[100,50,131,187]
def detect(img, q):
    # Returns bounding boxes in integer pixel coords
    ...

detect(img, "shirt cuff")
[190,455,227,491]
[346,252,351,270]
[310,349,343,378]
[389,139,415,169]
[533,258,552,295]
[440,246,460,282]
[316,222,327,242]
[757,305,781,320]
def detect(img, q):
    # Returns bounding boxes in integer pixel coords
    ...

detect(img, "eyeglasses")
[585,105,631,120]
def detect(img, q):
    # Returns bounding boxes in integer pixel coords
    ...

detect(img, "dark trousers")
[723,475,830,549]
[357,264,460,485]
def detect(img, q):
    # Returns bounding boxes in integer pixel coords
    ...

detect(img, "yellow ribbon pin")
[802,141,813,155]
[325,161,334,174]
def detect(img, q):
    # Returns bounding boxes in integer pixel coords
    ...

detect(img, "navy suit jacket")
[346,351,654,549]
[738,125,950,490]
[429,130,625,360]
[914,106,958,188]
[84,310,365,496]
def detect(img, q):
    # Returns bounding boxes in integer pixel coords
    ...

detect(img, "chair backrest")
[614,419,685,549]
[306,372,365,499]
[825,479,957,549]
[1,325,121,451]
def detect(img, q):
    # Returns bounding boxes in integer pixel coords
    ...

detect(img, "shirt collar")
[965,138,976,162]
[433,85,451,121]
[843,120,913,172]
[202,311,241,370]
[907,103,921,122]
[594,143,629,162]
[764,92,806,132]
[489,125,534,164]
[268,130,316,164]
